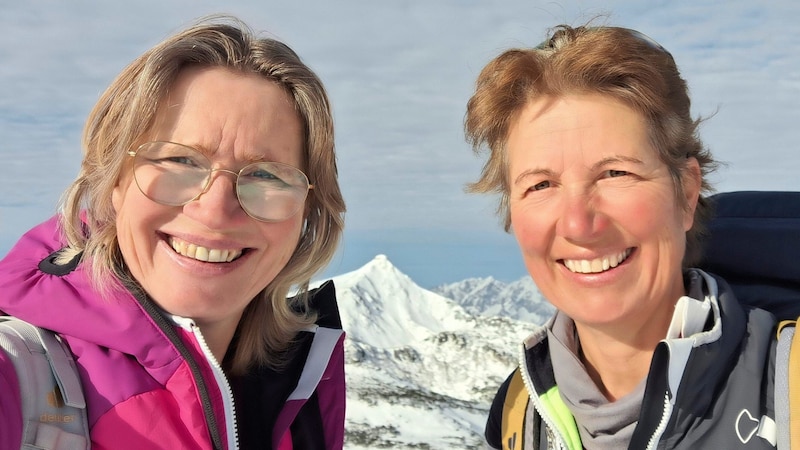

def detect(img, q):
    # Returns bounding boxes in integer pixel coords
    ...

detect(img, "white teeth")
[195,246,209,261]
[563,248,631,274]
[169,237,242,263]
[208,249,222,261]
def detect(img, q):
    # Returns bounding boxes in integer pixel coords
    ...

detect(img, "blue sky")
[1,1,798,287]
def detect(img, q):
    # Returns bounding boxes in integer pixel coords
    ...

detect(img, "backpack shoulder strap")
[501,369,528,450]
[0,317,90,450]
[776,319,800,450]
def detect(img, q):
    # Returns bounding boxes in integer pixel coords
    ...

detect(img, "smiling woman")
[466,24,783,449]
[0,15,346,450]
[112,66,309,363]
[507,94,699,350]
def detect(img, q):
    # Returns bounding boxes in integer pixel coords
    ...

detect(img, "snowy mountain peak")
[333,254,415,297]
[311,255,552,448]
[332,257,541,448]
[331,255,473,349]
[371,253,389,263]
[433,274,554,325]
[351,253,408,280]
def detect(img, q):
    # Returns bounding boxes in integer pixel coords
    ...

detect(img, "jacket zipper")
[644,391,671,449]
[521,340,672,450]
[186,321,239,450]
[518,343,570,450]
[130,288,225,450]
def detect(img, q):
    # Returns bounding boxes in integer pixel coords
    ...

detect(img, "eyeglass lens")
[131,141,310,222]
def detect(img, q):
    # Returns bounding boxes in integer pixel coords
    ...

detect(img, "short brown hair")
[465,25,716,266]
[59,16,345,373]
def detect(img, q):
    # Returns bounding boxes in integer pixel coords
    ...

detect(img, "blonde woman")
[0,16,346,449]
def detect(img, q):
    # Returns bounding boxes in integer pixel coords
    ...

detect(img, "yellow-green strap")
[540,387,582,450]
[501,370,582,450]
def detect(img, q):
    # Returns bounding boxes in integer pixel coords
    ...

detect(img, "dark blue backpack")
[699,190,800,447]
[698,190,800,320]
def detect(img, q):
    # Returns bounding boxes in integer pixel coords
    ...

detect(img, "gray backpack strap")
[775,321,796,450]
[0,317,90,450]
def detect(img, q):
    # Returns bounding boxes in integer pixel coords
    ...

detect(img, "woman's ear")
[682,157,702,231]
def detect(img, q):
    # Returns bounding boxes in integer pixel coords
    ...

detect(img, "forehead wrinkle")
[214,108,279,164]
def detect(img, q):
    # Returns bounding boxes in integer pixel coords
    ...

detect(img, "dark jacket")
[486,269,778,449]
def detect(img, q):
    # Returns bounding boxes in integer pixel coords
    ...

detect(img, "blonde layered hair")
[59,16,345,373]
[465,25,716,266]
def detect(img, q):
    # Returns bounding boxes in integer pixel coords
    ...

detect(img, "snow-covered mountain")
[433,275,555,325]
[323,255,552,449]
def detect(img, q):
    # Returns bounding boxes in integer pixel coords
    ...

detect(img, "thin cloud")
[1,0,798,285]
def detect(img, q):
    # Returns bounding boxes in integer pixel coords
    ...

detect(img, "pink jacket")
[0,216,346,449]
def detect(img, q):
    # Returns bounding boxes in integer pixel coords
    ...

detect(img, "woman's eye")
[606,169,629,178]
[246,168,292,188]
[156,155,203,168]
[251,169,279,181]
[530,180,550,191]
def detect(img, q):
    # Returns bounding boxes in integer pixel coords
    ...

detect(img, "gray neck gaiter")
[548,312,645,450]
[546,272,711,449]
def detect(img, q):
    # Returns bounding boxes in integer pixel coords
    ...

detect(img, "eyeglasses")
[128,141,313,222]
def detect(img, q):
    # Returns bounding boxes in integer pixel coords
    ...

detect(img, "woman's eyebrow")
[591,155,644,171]
[513,155,646,185]
[514,168,556,186]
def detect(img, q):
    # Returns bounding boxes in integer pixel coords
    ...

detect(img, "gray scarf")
[548,312,644,449]
[547,272,711,449]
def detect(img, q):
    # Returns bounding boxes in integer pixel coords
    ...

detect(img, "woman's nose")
[183,169,246,226]
[556,190,606,242]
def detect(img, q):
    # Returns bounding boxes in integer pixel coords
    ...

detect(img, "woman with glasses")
[466,25,780,449]
[0,16,345,449]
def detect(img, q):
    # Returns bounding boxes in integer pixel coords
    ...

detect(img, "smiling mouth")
[168,236,243,263]
[562,248,633,274]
